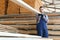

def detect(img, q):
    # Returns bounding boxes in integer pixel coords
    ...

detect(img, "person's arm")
[36,14,41,23]
[43,15,49,23]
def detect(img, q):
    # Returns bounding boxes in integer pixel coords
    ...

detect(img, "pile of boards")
[0,13,60,40]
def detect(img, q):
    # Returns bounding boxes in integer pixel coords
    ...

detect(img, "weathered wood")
[7,25,36,30]
[0,38,53,40]
[0,14,36,18]
[49,30,60,36]
[0,32,41,38]
[20,0,35,13]
[0,24,18,33]
[48,25,60,30]
[0,18,36,21]
[0,13,60,18]
[48,19,60,24]
[18,30,60,36]
[0,20,36,25]
[49,36,60,40]
[7,0,19,14]
[7,25,60,30]
[0,19,60,25]
[47,14,60,16]
[18,30,37,34]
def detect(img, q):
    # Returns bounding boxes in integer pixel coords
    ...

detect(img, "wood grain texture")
[0,0,5,15]
[7,0,19,14]
[0,24,18,33]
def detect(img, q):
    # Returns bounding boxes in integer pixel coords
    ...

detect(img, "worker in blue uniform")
[36,6,49,38]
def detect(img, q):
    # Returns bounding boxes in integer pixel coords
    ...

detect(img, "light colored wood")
[10,0,41,14]
[49,36,60,40]
[0,19,60,25]
[48,19,60,24]
[0,20,36,25]
[20,0,42,13]
[0,0,5,15]
[20,0,35,12]
[0,32,41,38]
[48,25,60,30]
[7,0,19,14]
[0,14,36,18]
[8,25,60,30]
[23,0,35,7]
[0,24,18,33]
[18,30,37,34]
[0,38,53,40]
[47,14,60,16]
[7,25,36,30]
[0,18,36,21]
[18,30,60,35]
[48,30,60,36]
[0,0,42,15]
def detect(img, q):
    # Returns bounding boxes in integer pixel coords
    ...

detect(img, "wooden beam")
[48,25,60,30]
[0,32,41,38]
[0,38,53,40]
[0,20,36,25]
[0,0,5,15]
[0,24,18,33]
[7,25,60,30]
[10,0,41,14]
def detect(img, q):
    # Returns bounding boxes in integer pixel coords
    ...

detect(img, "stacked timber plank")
[0,0,42,15]
[0,13,36,34]
[0,0,5,15]
[0,38,53,40]
[0,24,18,33]
[48,14,60,40]
[0,13,59,40]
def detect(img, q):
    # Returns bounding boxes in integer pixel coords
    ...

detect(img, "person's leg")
[42,25,48,38]
[36,23,42,36]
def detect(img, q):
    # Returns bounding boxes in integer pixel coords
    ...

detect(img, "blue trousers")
[36,14,48,38]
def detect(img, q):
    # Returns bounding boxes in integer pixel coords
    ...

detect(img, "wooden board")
[20,0,35,13]
[0,19,60,25]
[48,19,60,24]
[0,20,36,25]
[7,25,60,30]
[0,0,43,15]
[7,25,36,30]
[49,36,60,40]
[48,30,60,36]
[17,30,37,34]
[7,0,19,14]
[0,0,5,15]
[48,25,60,30]
[0,17,36,20]
[0,38,53,40]
[0,32,41,38]
[47,14,60,16]
[17,30,60,36]
[0,24,18,33]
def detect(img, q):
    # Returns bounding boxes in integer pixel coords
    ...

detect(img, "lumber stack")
[0,13,59,40]
[0,0,42,15]
[47,14,60,40]
[0,24,18,33]
[0,0,5,15]
[0,38,53,40]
